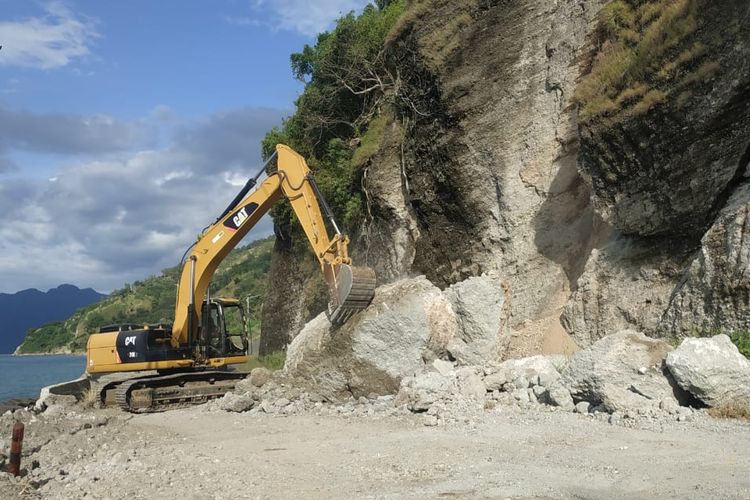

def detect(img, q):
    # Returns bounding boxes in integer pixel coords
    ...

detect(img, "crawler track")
[105,371,247,413]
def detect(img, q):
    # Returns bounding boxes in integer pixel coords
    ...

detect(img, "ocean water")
[0,354,85,401]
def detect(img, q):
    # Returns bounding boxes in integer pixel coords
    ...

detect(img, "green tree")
[263,1,405,237]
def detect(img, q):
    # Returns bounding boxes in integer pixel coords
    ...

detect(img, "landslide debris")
[2,330,749,499]
[283,275,510,399]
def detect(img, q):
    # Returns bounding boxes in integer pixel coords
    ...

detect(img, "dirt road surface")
[5,404,749,499]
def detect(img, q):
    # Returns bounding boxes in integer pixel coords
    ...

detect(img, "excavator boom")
[171,144,376,348]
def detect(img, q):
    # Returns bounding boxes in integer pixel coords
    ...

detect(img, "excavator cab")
[200,298,249,358]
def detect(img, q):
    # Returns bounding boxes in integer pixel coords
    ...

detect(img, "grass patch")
[235,351,287,372]
[575,0,723,123]
[419,11,473,68]
[680,60,720,87]
[386,0,477,69]
[729,331,750,359]
[351,111,391,167]
[708,402,750,422]
[628,88,666,116]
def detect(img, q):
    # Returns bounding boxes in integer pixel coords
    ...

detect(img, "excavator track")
[329,265,377,326]
[110,371,247,413]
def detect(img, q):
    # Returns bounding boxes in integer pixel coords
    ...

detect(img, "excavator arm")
[170,144,375,348]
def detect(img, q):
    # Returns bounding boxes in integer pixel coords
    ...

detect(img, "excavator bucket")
[327,265,377,326]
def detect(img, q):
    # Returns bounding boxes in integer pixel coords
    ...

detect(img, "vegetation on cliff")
[18,237,274,354]
[261,0,405,242]
[575,0,726,123]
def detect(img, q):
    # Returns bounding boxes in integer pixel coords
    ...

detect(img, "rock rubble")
[220,331,749,427]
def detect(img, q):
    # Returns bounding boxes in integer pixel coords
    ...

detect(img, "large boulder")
[284,277,455,399]
[444,273,510,365]
[562,331,687,412]
[665,335,750,408]
[284,273,517,399]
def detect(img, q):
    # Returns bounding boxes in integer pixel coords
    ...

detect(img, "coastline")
[11,343,79,356]
[10,351,82,357]
[0,397,36,413]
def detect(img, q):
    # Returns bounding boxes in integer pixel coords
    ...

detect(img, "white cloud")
[223,15,263,28]
[0,107,287,293]
[0,106,144,155]
[246,0,371,37]
[0,1,98,69]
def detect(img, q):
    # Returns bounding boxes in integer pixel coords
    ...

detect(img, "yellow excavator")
[85,144,376,412]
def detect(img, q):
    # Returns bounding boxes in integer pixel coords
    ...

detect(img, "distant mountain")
[0,284,106,354]
[16,237,274,354]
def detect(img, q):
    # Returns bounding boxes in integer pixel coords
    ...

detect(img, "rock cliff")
[260,0,750,361]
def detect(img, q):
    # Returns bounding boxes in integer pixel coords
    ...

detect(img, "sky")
[0,0,370,293]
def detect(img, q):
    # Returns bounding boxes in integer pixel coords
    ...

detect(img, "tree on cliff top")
[262,1,405,241]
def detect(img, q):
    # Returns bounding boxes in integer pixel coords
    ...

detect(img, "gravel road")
[3,403,749,499]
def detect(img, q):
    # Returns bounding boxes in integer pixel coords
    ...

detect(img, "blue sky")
[0,0,370,293]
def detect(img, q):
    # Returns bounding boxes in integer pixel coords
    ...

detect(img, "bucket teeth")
[329,265,376,326]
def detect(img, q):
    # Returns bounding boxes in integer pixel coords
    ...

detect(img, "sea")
[0,354,85,401]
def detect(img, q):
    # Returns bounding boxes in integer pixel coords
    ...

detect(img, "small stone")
[357,396,368,405]
[609,412,623,425]
[423,415,439,427]
[526,388,538,403]
[547,384,575,411]
[218,392,256,413]
[537,372,559,389]
[483,371,508,391]
[638,367,648,375]
[432,359,455,376]
[532,385,547,398]
[275,398,291,408]
[659,398,680,415]
[249,368,272,388]
[512,389,529,403]
[308,392,325,403]
[512,376,529,390]
[457,369,486,400]
[575,401,591,414]
[676,406,693,416]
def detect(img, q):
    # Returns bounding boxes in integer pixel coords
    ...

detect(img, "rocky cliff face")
[260,236,328,354]
[261,0,750,359]
[568,0,750,344]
